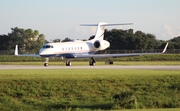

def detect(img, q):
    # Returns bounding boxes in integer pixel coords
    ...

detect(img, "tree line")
[0,27,46,54]
[0,27,180,54]
[90,29,180,50]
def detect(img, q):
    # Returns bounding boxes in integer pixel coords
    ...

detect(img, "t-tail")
[80,22,134,40]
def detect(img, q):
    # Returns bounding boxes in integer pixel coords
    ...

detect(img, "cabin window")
[81,47,82,50]
[62,48,64,51]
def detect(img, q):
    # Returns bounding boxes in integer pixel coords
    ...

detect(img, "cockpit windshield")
[42,45,54,48]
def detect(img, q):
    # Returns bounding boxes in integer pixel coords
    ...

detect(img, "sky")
[0,0,180,41]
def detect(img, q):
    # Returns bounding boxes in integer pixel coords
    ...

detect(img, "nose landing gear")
[44,58,49,67]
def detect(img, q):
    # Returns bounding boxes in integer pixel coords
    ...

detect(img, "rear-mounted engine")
[93,40,110,50]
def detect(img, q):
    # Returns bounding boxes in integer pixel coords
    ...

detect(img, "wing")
[14,45,41,57]
[75,53,161,58]
[15,54,41,57]
[75,42,169,58]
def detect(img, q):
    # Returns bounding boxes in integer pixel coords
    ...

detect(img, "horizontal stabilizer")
[80,23,134,26]
[81,22,134,40]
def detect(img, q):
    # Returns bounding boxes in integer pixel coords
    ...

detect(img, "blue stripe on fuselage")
[40,51,96,58]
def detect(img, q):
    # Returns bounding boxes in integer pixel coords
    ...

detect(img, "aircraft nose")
[39,48,45,56]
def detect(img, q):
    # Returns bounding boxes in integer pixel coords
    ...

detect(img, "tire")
[44,63,48,67]
[66,61,71,66]
[89,61,95,66]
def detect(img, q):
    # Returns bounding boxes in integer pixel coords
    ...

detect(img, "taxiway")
[0,65,180,70]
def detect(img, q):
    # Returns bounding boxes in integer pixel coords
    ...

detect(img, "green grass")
[1,54,180,62]
[0,69,180,110]
[120,108,180,111]
[1,61,180,65]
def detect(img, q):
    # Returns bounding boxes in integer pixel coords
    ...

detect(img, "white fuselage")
[39,40,110,58]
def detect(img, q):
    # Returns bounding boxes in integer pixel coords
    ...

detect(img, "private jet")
[15,22,168,66]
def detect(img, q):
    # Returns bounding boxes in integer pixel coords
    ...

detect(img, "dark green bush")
[112,90,137,109]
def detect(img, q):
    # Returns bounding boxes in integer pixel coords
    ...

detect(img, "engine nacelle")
[93,40,110,50]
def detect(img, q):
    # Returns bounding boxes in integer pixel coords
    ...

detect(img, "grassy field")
[1,61,180,66]
[0,69,180,111]
[120,109,180,111]
[1,54,180,62]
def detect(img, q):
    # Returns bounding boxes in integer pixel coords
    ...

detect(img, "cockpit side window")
[46,45,50,48]
[42,45,54,48]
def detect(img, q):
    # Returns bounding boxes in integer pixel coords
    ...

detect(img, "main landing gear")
[89,57,95,66]
[65,59,71,66]
[43,57,113,67]
[105,60,113,65]
[43,58,72,67]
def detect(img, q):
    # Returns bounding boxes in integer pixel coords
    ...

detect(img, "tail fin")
[80,22,134,40]
[15,45,18,55]
[94,22,108,40]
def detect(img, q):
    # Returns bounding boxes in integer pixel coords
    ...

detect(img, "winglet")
[15,45,18,55]
[162,42,168,53]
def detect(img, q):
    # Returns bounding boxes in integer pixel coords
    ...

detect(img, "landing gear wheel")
[44,58,49,67]
[89,61,95,66]
[66,61,71,66]
[44,63,48,67]
[89,58,95,66]
[105,60,113,65]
